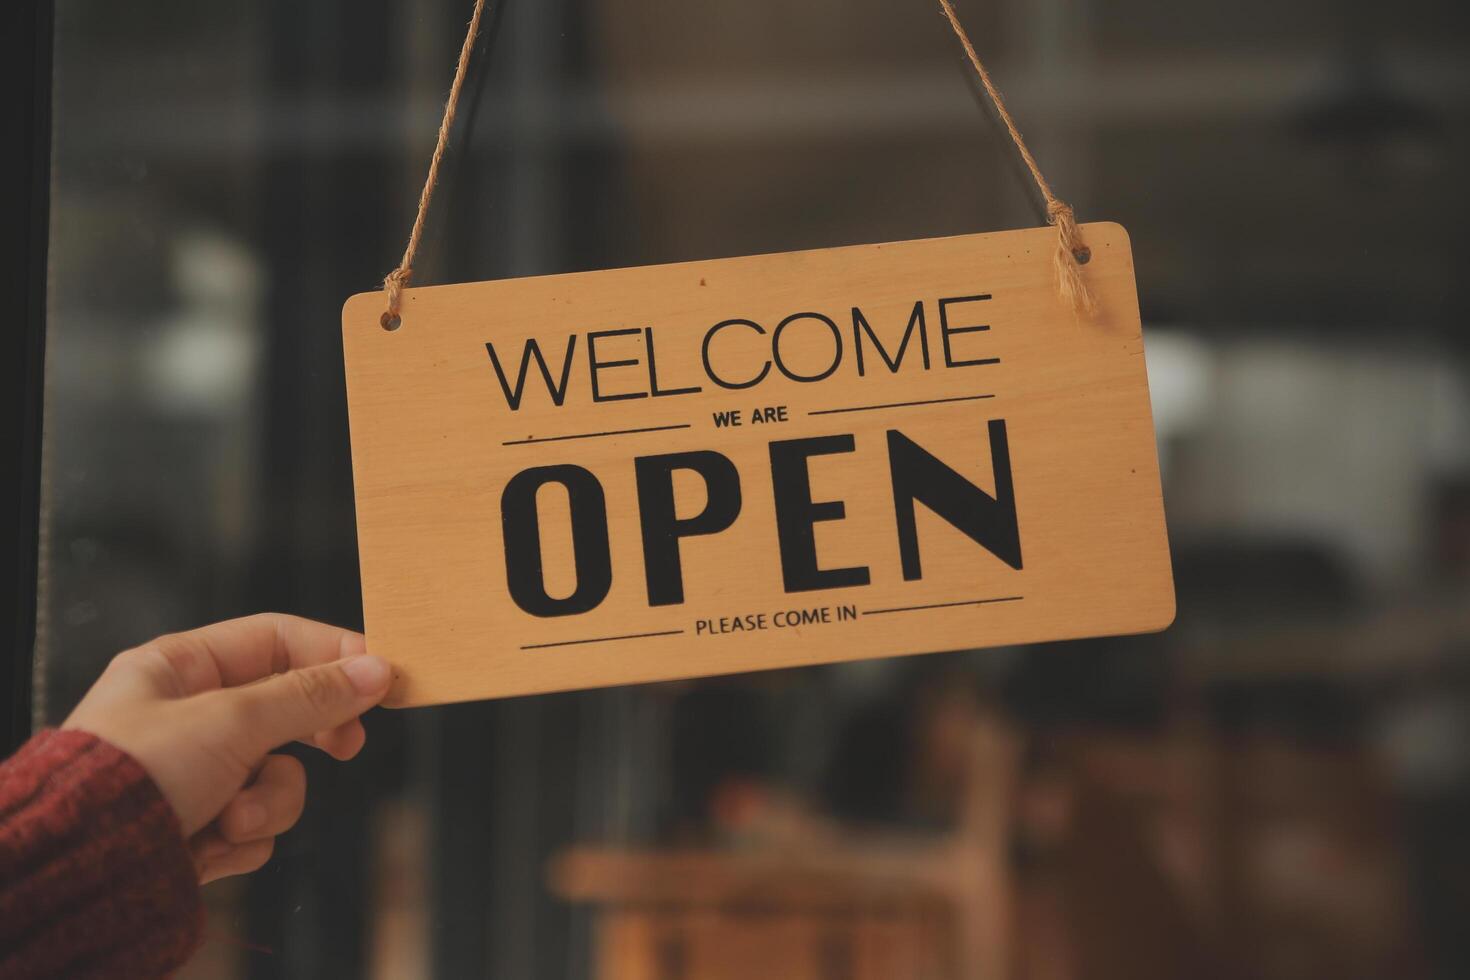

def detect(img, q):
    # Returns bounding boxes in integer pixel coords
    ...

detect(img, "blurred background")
[35,0,1470,977]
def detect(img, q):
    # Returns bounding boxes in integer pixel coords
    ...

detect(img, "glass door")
[31,1,1470,977]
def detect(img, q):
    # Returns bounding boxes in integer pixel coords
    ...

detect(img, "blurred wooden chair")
[549,711,1019,980]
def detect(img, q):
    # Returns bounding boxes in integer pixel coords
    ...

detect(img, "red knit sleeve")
[0,729,204,979]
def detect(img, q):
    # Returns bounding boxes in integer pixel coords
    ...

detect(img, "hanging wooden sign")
[343,222,1173,707]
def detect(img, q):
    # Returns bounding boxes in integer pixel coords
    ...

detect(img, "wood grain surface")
[343,223,1173,706]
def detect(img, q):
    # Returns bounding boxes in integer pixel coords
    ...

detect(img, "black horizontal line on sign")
[503,423,691,446]
[863,595,1023,616]
[807,393,996,417]
[521,629,686,650]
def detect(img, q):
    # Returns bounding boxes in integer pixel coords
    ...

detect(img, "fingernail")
[237,801,267,833]
[341,654,391,695]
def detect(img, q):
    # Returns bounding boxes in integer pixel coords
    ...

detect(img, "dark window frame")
[1,0,53,757]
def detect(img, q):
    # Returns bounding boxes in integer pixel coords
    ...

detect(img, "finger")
[223,655,392,755]
[218,754,307,844]
[190,826,233,872]
[191,826,268,881]
[146,614,367,696]
[304,719,367,761]
[195,834,275,885]
[298,719,363,756]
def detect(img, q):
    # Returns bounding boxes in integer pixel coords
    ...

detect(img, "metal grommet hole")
[1072,246,1092,265]
[380,312,402,332]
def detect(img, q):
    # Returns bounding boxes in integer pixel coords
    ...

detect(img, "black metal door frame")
[1,0,53,758]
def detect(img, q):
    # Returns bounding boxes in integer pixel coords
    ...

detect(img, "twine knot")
[1046,201,1085,257]
[381,267,412,329]
[1049,210,1097,317]
[1045,200,1094,314]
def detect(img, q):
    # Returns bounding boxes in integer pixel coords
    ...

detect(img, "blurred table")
[550,846,973,980]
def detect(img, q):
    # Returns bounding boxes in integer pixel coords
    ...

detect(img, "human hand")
[62,614,393,884]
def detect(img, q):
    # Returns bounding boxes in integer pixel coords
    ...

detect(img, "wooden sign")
[343,222,1173,707]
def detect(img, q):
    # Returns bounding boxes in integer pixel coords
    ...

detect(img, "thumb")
[224,655,393,754]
